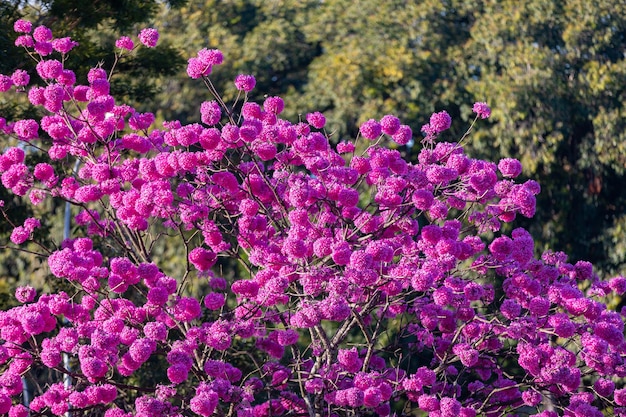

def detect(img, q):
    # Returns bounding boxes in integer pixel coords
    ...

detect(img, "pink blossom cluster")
[1,22,626,417]
[12,19,78,56]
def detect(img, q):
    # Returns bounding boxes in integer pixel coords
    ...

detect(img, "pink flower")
[459,408,476,417]
[306,111,326,129]
[331,241,351,265]
[363,387,383,407]
[440,397,461,417]
[74,185,103,203]
[498,158,523,178]
[200,101,222,125]
[234,74,256,92]
[241,102,263,120]
[359,119,382,139]
[203,359,225,378]
[305,378,324,394]
[469,168,497,193]
[500,299,521,320]
[189,247,217,271]
[10,226,30,244]
[15,286,36,303]
[190,391,218,416]
[81,357,108,380]
[337,347,362,373]
[529,296,550,316]
[336,141,355,153]
[392,124,412,145]
[8,404,28,417]
[452,343,479,367]
[3,147,25,164]
[203,292,225,310]
[129,338,156,363]
[548,313,576,338]
[417,394,439,411]
[197,48,223,66]
[594,321,623,345]
[337,187,359,207]
[168,350,193,369]
[33,26,53,42]
[42,84,65,112]
[115,36,135,51]
[52,37,78,54]
[199,128,221,149]
[11,69,29,87]
[609,276,626,294]
[231,280,259,298]
[71,85,88,102]
[345,388,365,407]
[94,384,117,404]
[138,28,159,48]
[34,163,55,181]
[380,114,401,135]
[271,369,290,386]
[594,378,615,397]
[14,35,34,48]
[90,78,110,97]
[20,310,46,335]
[429,110,452,133]
[172,297,202,321]
[34,41,53,56]
[121,133,151,153]
[167,364,189,384]
[23,218,40,232]
[254,142,276,161]
[276,329,299,346]
[615,388,626,406]
[0,75,13,92]
[412,189,434,210]
[264,96,285,114]
[87,67,107,83]
[472,101,491,119]
[0,393,12,414]
[128,112,155,130]
[187,57,210,79]
[144,321,167,341]
[13,19,32,33]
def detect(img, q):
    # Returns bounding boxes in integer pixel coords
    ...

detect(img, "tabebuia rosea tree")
[1,20,626,417]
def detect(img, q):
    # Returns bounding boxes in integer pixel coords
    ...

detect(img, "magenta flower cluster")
[138,28,159,48]
[2,20,626,417]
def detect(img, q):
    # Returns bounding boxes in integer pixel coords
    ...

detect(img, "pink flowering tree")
[2,20,626,417]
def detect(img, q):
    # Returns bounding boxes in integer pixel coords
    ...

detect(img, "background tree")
[294,0,476,139]
[459,0,626,276]
[151,0,320,124]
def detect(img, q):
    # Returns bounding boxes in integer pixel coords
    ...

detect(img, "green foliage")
[459,0,626,275]
[0,2,28,74]
[151,0,320,124]
[39,0,186,30]
[44,0,161,30]
[296,0,475,138]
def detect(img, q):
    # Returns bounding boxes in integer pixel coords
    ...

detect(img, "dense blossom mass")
[1,20,626,417]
